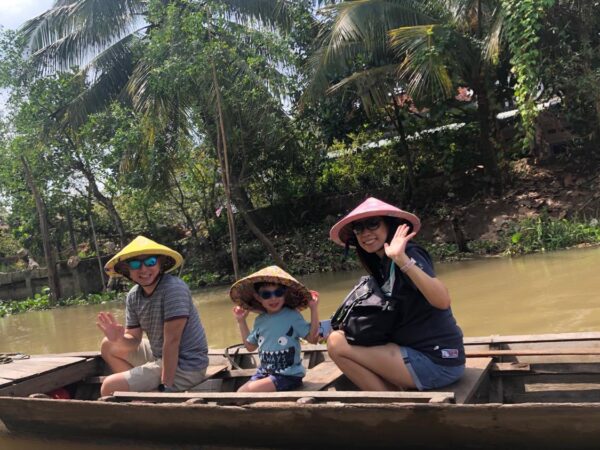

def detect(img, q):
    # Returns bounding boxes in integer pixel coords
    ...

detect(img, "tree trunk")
[72,159,127,247]
[212,61,240,280]
[167,171,201,246]
[20,156,60,304]
[231,183,289,271]
[472,73,502,190]
[87,210,106,291]
[65,210,82,295]
[390,104,417,196]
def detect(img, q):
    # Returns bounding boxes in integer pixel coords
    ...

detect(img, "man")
[97,236,208,396]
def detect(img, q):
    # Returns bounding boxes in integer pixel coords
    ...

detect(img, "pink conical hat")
[329,197,421,246]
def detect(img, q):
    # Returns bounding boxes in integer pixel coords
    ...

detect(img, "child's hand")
[308,290,319,310]
[232,305,249,321]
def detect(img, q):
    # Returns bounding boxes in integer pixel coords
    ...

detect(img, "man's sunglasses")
[352,217,383,235]
[258,287,286,300]
[127,256,159,270]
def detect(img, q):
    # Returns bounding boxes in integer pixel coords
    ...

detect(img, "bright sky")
[0,0,54,30]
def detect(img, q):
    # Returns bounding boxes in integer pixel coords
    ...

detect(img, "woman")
[327,197,465,391]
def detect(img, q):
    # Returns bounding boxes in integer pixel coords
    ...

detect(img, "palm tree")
[21,0,307,276]
[307,0,505,189]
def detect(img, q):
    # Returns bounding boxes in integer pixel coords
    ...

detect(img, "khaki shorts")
[122,339,207,392]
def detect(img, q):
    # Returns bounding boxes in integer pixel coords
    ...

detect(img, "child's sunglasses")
[258,287,286,300]
[127,256,159,270]
[351,217,382,235]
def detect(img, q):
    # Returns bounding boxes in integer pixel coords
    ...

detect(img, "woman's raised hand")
[96,311,125,341]
[384,223,416,264]
[232,305,249,321]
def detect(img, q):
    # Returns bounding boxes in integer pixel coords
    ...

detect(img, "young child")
[230,266,319,392]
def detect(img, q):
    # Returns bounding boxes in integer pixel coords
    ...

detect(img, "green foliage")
[319,131,405,193]
[502,0,556,147]
[0,291,124,318]
[507,213,600,254]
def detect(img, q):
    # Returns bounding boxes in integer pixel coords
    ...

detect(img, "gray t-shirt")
[125,274,209,371]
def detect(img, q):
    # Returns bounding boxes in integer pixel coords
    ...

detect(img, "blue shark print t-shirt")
[247,308,311,377]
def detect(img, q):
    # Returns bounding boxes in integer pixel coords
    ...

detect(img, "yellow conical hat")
[104,236,183,278]
[229,266,311,311]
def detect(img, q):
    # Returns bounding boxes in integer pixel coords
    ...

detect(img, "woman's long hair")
[352,217,413,284]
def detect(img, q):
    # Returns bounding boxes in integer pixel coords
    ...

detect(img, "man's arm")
[161,317,187,387]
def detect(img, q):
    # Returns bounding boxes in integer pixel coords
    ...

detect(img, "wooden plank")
[30,351,101,358]
[0,357,84,381]
[492,363,531,372]
[507,389,600,403]
[464,331,600,346]
[466,348,600,358]
[204,364,229,378]
[434,357,492,404]
[300,361,343,391]
[218,368,256,379]
[187,379,223,392]
[111,390,454,404]
[0,357,99,397]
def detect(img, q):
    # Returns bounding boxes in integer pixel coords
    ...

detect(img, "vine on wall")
[502,0,556,148]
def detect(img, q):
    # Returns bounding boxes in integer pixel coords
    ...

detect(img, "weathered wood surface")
[110,390,454,404]
[299,361,343,391]
[3,396,600,449]
[463,331,600,345]
[0,356,99,397]
[0,356,84,381]
[466,348,600,357]
[433,357,492,404]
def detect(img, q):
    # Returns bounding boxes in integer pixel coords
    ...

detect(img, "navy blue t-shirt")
[381,243,465,366]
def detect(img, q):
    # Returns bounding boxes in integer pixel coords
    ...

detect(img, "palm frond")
[322,0,434,53]
[54,34,137,128]
[221,0,298,33]
[21,0,144,72]
[483,5,504,64]
[328,64,398,115]
[390,25,453,100]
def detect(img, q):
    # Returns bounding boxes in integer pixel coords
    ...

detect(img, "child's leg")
[327,330,416,391]
[237,377,277,392]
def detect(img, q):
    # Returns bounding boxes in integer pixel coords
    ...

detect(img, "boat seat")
[431,357,493,404]
[299,361,343,391]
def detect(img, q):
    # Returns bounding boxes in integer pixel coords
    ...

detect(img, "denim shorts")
[400,346,465,391]
[250,368,303,391]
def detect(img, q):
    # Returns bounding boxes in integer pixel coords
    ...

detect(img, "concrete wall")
[0,256,111,301]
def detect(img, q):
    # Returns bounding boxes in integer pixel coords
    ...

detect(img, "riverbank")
[0,291,124,318]
[3,158,600,312]
[181,158,600,288]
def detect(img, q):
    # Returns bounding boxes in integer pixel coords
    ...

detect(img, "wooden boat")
[2,331,600,449]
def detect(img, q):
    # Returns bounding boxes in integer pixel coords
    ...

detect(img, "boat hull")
[0,396,598,449]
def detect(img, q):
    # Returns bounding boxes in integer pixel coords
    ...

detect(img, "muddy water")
[2,246,600,448]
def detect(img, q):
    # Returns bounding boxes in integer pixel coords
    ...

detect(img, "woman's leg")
[327,331,416,391]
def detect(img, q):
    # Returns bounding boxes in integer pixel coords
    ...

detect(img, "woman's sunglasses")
[127,256,159,270]
[352,217,383,235]
[258,287,286,300]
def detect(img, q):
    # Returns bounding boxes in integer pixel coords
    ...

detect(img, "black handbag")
[330,275,398,346]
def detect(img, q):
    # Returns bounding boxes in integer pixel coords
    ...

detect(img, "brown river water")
[2,246,600,448]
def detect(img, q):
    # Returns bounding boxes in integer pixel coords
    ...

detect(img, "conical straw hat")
[329,197,421,246]
[229,266,311,311]
[104,236,183,278]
